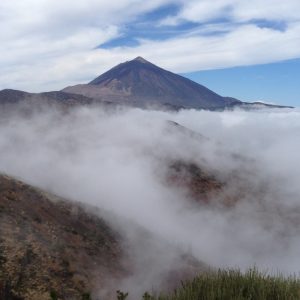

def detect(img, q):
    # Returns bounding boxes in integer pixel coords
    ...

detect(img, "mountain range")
[0,57,293,110]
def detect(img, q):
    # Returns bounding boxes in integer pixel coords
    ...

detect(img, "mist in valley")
[1,105,300,296]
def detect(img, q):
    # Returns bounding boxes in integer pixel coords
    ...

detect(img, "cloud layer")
[0,105,300,296]
[1,0,300,92]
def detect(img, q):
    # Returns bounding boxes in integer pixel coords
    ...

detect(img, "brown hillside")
[0,174,126,300]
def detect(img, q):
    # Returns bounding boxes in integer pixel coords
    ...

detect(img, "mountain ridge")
[0,57,294,110]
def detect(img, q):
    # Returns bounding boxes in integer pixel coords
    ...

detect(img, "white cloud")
[0,0,178,91]
[164,0,300,24]
[161,0,235,25]
[233,0,300,22]
[134,22,300,71]
[0,0,300,92]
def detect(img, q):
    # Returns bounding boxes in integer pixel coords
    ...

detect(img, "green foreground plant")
[117,290,129,300]
[150,268,300,300]
[49,268,300,300]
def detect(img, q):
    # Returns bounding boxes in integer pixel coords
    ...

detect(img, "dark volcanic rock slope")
[63,57,241,110]
[0,174,125,300]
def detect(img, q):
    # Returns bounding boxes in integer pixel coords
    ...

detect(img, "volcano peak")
[63,57,242,110]
[132,56,149,63]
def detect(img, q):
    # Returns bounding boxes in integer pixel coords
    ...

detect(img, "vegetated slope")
[63,57,241,110]
[149,269,300,300]
[168,161,223,204]
[0,174,125,300]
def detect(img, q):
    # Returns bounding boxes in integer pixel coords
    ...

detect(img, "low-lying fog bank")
[1,105,299,296]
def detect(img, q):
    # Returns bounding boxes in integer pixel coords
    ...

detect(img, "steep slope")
[0,174,125,300]
[63,57,241,110]
[0,172,210,299]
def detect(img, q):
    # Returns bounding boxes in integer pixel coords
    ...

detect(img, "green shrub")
[151,268,300,300]
[50,290,58,300]
[117,290,129,300]
[82,292,92,300]
[143,292,153,300]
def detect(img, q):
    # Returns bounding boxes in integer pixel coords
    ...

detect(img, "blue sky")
[184,58,300,106]
[0,0,300,106]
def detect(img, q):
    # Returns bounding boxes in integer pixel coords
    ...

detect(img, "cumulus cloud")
[0,105,300,296]
[1,0,300,92]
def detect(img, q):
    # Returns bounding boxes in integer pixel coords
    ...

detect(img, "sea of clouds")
[1,105,300,296]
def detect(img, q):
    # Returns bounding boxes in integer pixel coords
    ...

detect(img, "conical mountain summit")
[63,57,241,110]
